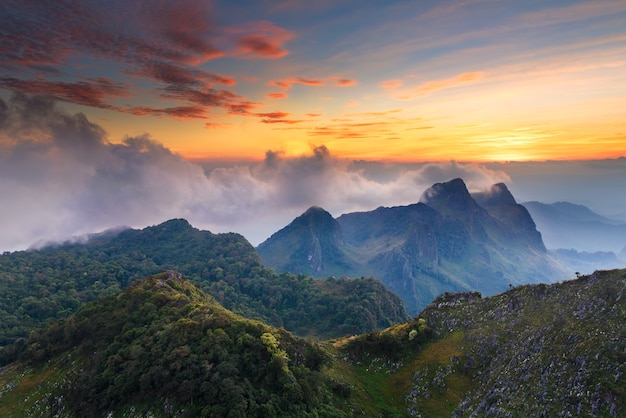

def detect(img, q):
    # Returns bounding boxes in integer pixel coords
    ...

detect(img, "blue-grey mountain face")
[258,179,568,314]
[523,201,626,252]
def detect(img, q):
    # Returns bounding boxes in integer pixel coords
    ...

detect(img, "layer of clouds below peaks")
[0,94,513,251]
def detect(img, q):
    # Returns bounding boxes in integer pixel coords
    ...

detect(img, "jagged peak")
[293,206,337,227]
[418,178,476,212]
[472,182,517,207]
[303,206,332,217]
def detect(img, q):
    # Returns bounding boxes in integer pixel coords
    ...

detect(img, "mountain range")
[0,219,407,347]
[258,178,569,314]
[523,200,626,253]
[1,268,624,416]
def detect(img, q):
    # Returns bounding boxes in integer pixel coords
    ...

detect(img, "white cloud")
[0,94,537,251]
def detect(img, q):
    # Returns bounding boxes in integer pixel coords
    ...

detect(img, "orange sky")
[2,0,626,162]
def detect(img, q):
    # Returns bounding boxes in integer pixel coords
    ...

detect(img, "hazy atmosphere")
[1,0,625,251]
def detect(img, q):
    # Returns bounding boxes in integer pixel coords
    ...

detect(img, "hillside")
[0,272,352,417]
[0,219,408,346]
[336,268,626,417]
[259,178,568,314]
[2,269,624,417]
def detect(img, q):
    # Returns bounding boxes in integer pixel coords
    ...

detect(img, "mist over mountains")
[523,201,626,252]
[258,178,569,314]
[2,94,626,254]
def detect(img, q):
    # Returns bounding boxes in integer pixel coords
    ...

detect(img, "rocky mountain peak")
[418,178,478,214]
[472,183,517,207]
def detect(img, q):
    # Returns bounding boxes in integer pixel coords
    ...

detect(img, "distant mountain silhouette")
[258,179,568,314]
[523,201,626,252]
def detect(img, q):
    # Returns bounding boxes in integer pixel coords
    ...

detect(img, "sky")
[1,0,626,252]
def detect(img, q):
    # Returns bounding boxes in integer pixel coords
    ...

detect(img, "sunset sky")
[1,0,626,251]
[3,0,626,161]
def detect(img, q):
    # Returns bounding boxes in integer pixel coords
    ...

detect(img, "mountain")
[2,268,624,416]
[259,178,568,314]
[256,206,349,276]
[0,219,408,346]
[0,272,351,417]
[337,268,626,416]
[523,201,626,252]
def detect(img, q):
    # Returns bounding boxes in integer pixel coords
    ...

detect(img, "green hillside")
[0,272,352,417]
[2,269,624,417]
[0,219,408,346]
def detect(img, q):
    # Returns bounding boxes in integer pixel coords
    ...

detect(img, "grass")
[0,363,58,417]
[405,331,472,417]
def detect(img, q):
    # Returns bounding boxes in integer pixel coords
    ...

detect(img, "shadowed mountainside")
[523,201,626,252]
[258,179,568,314]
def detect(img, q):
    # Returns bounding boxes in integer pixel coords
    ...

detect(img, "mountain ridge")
[258,178,569,314]
[523,200,626,252]
[2,268,624,416]
[0,219,408,346]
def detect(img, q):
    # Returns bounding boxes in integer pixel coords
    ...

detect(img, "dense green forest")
[0,272,354,417]
[0,219,408,346]
[1,269,624,417]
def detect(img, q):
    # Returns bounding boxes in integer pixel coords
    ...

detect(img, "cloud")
[0,77,128,110]
[333,78,358,87]
[0,1,292,122]
[204,122,232,129]
[267,77,326,89]
[261,119,304,124]
[232,21,294,58]
[0,95,513,251]
[256,111,290,119]
[267,92,288,99]
[380,79,403,89]
[399,72,485,99]
[129,105,208,120]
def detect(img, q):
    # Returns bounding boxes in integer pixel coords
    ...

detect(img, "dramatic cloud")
[267,92,288,99]
[232,21,294,58]
[268,77,326,89]
[0,95,513,251]
[0,1,290,122]
[399,72,485,99]
[255,111,290,119]
[0,77,128,110]
[333,78,358,87]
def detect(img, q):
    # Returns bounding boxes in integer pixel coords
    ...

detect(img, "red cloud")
[267,77,325,89]
[334,78,357,87]
[268,81,292,89]
[0,1,281,123]
[226,101,261,115]
[205,122,232,129]
[267,92,288,99]
[400,72,484,99]
[237,35,288,59]
[0,77,128,110]
[131,60,235,88]
[256,111,290,119]
[261,119,304,124]
[232,21,294,59]
[129,105,207,120]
